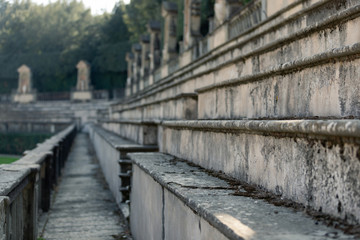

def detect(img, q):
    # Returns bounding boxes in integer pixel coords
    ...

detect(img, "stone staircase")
[93,0,360,239]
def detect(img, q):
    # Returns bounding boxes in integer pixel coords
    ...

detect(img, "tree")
[0,0,130,93]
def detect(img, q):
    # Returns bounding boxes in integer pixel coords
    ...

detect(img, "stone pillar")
[162,2,178,63]
[132,44,142,94]
[147,21,162,73]
[71,60,93,101]
[140,35,150,78]
[183,0,201,50]
[214,0,242,27]
[125,52,134,97]
[13,64,37,103]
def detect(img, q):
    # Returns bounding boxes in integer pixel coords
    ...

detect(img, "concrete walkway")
[40,133,131,240]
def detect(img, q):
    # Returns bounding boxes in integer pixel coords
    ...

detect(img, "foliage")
[0,0,222,94]
[0,133,52,155]
[121,0,213,44]
[0,0,130,93]
[122,0,162,42]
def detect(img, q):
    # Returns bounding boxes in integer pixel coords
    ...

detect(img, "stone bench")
[158,119,360,225]
[129,152,355,240]
[88,124,158,215]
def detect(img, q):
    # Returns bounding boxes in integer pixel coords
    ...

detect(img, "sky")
[9,0,131,15]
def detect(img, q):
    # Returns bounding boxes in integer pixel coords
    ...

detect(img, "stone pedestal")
[13,92,37,103]
[140,35,150,79]
[183,0,201,50]
[162,2,178,63]
[147,21,162,75]
[132,44,142,94]
[71,91,93,101]
[125,53,134,97]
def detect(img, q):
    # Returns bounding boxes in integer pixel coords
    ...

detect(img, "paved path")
[40,133,131,240]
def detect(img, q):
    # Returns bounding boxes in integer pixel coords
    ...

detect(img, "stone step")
[158,119,360,224]
[115,0,360,118]
[101,119,159,145]
[129,152,358,240]
[111,93,197,120]
[196,44,360,119]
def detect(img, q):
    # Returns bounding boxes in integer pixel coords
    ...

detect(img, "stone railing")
[228,0,263,40]
[0,124,76,240]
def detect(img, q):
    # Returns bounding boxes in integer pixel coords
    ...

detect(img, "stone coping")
[129,152,353,240]
[100,119,161,125]
[0,164,38,198]
[196,43,360,93]
[112,93,197,112]
[91,124,158,152]
[161,120,360,139]
[121,1,359,105]
[14,124,76,165]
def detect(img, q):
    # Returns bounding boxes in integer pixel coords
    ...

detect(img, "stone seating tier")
[129,152,356,240]
[112,1,360,120]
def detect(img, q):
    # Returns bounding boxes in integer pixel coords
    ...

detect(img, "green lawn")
[0,156,19,164]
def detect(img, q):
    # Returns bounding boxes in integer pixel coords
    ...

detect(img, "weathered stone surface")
[112,93,198,120]
[130,152,355,239]
[41,133,131,239]
[118,1,360,117]
[88,124,157,211]
[0,164,32,196]
[159,120,360,224]
[0,197,9,240]
[130,164,163,240]
[101,120,158,145]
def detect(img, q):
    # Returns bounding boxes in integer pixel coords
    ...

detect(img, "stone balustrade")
[0,124,76,240]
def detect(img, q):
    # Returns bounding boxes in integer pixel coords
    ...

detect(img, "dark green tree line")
[0,0,130,94]
[0,0,217,94]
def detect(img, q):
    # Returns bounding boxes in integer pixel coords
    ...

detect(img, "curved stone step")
[159,119,360,224]
[129,152,358,240]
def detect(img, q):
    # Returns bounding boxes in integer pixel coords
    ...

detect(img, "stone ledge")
[196,43,360,93]
[129,152,355,239]
[113,93,197,112]
[162,119,360,139]
[14,124,75,165]
[91,124,158,151]
[0,164,35,196]
[100,119,160,125]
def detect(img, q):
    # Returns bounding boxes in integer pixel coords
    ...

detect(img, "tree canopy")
[0,0,130,93]
[0,0,216,94]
